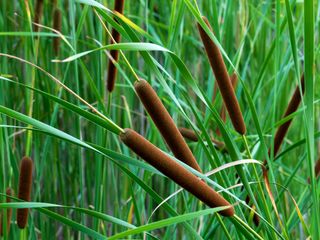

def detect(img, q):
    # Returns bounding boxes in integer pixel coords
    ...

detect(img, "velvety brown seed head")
[135,80,202,172]
[120,128,234,216]
[33,0,44,32]
[0,188,14,236]
[197,16,246,135]
[217,73,238,136]
[17,156,33,229]
[178,127,199,142]
[272,74,305,157]
[106,0,125,92]
[53,8,62,56]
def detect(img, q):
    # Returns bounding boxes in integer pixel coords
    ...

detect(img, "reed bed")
[120,128,234,217]
[135,79,202,172]
[17,157,33,229]
[0,1,319,239]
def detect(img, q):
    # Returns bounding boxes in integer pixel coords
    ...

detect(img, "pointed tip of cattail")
[17,156,33,229]
[53,8,62,56]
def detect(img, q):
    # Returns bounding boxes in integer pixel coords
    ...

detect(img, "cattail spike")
[0,188,14,236]
[178,127,199,142]
[135,79,202,172]
[178,127,225,149]
[33,0,44,32]
[217,73,238,135]
[17,156,33,229]
[197,16,246,135]
[53,8,62,56]
[120,128,234,217]
[106,0,125,92]
[272,74,305,157]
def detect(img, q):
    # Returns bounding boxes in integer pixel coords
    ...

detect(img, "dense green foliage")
[0,0,319,239]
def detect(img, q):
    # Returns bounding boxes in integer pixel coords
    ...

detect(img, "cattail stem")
[33,0,44,32]
[197,16,246,135]
[178,127,225,149]
[53,8,62,56]
[135,79,202,172]
[120,128,234,217]
[17,157,33,229]
[107,0,125,92]
[0,188,14,236]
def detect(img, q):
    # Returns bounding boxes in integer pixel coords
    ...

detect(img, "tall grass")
[0,0,319,239]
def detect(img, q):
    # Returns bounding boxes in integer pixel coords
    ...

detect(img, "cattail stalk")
[33,0,44,32]
[197,16,246,135]
[178,127,225,149]
[0,188,14,236]
[120,128,234,217]
[53,8,62,56]
[107,0,125,92]
[17,157,33,229]
[135,80,202,172]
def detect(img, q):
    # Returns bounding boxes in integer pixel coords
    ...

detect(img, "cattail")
[53,8,62,56]
[0,188,14,236]
[33,0,44,32]
[272,75,305,158]
[245,195,260,226]
[217,73,238,136]
[17,157,33,229]
[106,0,125,92]
[220,73,238,123]
[120,128,234,216]
[197,16,246,135]
[178,127,199,142]
[135,80,202,172]
[178,127,225,149]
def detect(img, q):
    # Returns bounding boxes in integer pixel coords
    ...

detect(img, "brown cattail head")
[178,127,199,142]
[135,80,202,172]
[53,8,62,56]
[197,16,246,135]
[217,73,238,135]
[17,156,33,229]
[33,0,44,32]
[120,128,234,216]
[0,188,14,236]
[106,0,125,92]
[178,127,225,149]
[272,74,305,157]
